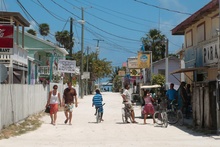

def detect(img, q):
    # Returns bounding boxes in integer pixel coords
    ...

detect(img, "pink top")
[144,94,153,105]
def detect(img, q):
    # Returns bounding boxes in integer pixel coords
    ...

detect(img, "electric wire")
[134,0,192,15]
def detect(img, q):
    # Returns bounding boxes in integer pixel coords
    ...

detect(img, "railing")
[39,65,58,75]
[0,44,28,65]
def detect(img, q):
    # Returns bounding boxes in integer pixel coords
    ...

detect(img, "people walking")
[92,89,104,121]
[142,90,155,124]
[62,82,78,125]
[121,84,137,123]
[45,85,61,125]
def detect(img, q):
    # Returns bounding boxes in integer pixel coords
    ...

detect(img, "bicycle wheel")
[177,110,184,126]
[153,111,163,125]
[162,112,168,128]
[167,110,178,124]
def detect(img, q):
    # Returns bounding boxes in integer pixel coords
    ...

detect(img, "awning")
[170,67,208,74]
[140,85,161,89]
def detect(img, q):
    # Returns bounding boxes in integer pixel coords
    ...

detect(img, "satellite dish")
[0,64,8,83]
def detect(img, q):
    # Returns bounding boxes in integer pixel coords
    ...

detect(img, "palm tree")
[27,29,36,36]
[141,29,166,62]
[55,30,74,50]
[39,23,50,39]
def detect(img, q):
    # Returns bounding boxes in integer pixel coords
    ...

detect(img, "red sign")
[0,25,14,48]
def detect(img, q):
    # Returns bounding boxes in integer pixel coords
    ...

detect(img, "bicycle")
[95,103,105,123]
[122,102,132,123]
[166,100,184,125]
[153,99,168,128]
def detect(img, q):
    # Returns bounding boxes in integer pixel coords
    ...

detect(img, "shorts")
[49,104,58,114]
[64,103,74,112]
[124,103,134,111]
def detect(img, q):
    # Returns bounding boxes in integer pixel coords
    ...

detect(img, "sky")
[1,0,212,68]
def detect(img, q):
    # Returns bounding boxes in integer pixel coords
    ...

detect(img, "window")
[158,69,165,76]
[197,22,205,42]
[186,30,193,47]
[211,15,219,37]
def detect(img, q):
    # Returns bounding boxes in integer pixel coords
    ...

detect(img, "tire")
[162,112,168,128]
[153,111,163,125]
[167,110,178,124]
[177,110,184,126]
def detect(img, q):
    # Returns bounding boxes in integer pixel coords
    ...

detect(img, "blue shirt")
[166,89,177,101]
[92,94,103,107]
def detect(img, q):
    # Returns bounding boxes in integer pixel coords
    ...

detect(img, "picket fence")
[0,83,79,131]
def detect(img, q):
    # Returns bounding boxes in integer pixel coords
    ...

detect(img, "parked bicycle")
[153,99,168,128]
[95,103,105,123]
[167,100,184,125]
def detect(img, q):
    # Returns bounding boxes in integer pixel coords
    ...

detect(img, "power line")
[75,0,176,27]
[34,0,66,22]
[134,0,192,16]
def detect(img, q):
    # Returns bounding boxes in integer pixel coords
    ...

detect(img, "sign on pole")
[0,25,14,55]
[58,60,76,73]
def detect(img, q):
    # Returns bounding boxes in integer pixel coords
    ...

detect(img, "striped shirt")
[92,94,103,108]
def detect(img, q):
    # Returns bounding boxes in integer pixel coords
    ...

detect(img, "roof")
[172,0,219,35]
[170,67,208,74]
[140,85,161,89]
[0,11,30,27]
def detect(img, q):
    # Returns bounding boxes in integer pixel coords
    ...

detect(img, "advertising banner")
[58,60,76,73]
[0,25,14,55]
[137,52,150,68]
[128,57,138,69]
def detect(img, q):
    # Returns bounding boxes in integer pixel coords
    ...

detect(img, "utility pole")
[93,39,104,59]
[165,39,169,90]
[69,17,73,81]
[80,7,85,98]
[86,46,90,95]
[93,39,104,89]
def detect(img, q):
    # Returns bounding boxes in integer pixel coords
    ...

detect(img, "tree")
[55,30,74,55]
[152,74,165,86]
[141,29,166,62]
[27,29,36,36]
[39,23,50,39]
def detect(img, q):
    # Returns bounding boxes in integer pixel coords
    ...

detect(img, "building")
[152,56,181,90]
[0,12,30,84]
[171,0,220,132]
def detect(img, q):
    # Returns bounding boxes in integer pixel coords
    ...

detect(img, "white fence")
[0,84,48,130]
[0,83,80,130]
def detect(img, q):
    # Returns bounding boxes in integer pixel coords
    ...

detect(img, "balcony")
[39,66,58,75]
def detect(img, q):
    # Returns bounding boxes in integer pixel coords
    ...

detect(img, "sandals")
[64,119,68,124]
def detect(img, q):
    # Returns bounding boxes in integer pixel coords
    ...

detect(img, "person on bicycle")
[166,83,177,109]
[121,84,138,123]
[92,89,104,121]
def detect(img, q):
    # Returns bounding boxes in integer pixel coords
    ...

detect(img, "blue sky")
[2,0,211,67]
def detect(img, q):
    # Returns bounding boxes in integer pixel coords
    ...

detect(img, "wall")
[0,84,48,130]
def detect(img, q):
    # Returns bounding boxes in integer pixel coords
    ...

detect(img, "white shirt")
[50,91,59,104]
[123,89,131,104]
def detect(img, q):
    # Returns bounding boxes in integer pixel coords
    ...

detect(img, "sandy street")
[0,92,220,147]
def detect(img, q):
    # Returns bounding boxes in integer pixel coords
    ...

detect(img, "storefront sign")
[128,57,138,69]
[0,25,13,55]
[58,60,76,73]
[137,52,150,68]
[203,41,219,66]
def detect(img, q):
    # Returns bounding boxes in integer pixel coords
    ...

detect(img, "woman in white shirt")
[45,85,61,125]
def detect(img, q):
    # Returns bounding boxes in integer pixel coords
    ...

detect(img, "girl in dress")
[142,90,155,124]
